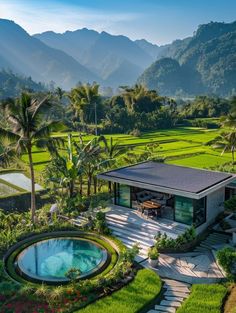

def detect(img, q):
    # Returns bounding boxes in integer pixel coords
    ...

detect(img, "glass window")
[174,196,193,225]
[193,197,206,227]
[115,184,131,208]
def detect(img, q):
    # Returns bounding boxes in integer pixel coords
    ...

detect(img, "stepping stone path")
[147,279,191,313]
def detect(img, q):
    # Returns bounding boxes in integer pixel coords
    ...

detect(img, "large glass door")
[174,196,193,225]
[115,183,131,208]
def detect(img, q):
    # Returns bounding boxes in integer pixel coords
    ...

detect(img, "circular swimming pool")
[15,237,108,283]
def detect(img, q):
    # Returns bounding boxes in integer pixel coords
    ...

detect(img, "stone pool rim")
[4,231,119,285]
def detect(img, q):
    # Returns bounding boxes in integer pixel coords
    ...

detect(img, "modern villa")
[98,161,236,233]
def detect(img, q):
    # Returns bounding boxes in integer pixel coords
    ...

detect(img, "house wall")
[197,187,225,234]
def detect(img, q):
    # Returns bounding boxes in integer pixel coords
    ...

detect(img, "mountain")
[0,70,45,99]
[34,29,154,87]
[0,19,98,89]
[138,21,236,96]
[135,39,161,59]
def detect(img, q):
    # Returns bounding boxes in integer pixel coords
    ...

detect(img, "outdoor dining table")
[141,201,162,217]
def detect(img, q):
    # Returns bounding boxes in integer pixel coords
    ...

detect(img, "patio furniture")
[141,201,162,218]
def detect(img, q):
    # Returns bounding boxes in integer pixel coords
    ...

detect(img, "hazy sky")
[0,0,235,45]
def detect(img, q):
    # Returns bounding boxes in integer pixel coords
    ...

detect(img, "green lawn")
[76,269,162,313]
[177,284,227,313]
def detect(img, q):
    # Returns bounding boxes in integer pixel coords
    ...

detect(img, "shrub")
[148,247,159,260]
[219,220,231,230]
[129,129,141,137]
[0,281,19,296]
[225,197,236,212]
[155,226,196,250]
[120,243,140,263]
[92,212,111,235]
[217,247,236,277]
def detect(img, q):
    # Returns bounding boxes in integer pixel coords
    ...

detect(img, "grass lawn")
[76,269,162,313]
[177,284,227,313]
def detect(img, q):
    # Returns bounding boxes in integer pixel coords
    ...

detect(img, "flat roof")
[98,161,234,196]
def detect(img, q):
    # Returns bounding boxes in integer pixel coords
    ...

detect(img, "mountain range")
[138,21,236,96]
[0,18,235,96]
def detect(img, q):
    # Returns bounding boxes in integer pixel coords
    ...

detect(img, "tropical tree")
[220,96,236,129]
[45,134,84,197]
[211,131,236,162]
[68,83,101,133]
[0,139,16,168]
[0,92,63,222]
[74,136,110,196]
[101,136,127,192]
[55,87,64,101]
[121,84,163,114]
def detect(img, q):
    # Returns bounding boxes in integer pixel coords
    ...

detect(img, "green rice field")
[21,126,232,173]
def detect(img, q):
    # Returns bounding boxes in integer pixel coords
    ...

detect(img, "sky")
[0,0,235,45]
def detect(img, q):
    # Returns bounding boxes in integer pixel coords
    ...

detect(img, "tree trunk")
[69,180,74,198]
[93,176,97,194]
[108,181,112,193]
[79,176,83,195]
[28,144,36,223]
[87,175,91,196]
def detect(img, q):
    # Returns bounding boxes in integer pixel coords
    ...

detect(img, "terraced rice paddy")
[21,127,232,173]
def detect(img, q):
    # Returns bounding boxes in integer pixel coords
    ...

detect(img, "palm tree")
[68,83,100,133]
[220,96,236,129]
[75,136,108,196]
[212,131,236,162]
[121,84,146,113]
[121,84,163,114]
[0,138,16,168]
[55,87,64,101]
[101,136,128,192]
[0,92,63,222]
[45,134,84,199]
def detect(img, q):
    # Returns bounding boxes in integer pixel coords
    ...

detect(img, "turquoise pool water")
[16,237,107,282]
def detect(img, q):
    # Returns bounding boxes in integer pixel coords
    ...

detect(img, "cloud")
[0,0,141,34]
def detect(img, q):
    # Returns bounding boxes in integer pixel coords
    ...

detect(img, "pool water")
[16,237,107,282]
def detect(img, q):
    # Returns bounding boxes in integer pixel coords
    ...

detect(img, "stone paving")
[143,251,224,284]
[147,279,191,313]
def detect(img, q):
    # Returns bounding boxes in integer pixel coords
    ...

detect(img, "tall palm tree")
[0,92,63,222]
[100,136,128,192]
[55,87,64,101]
[68,83,100,132]
[212,131,236,162]
[220,96,236,129]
